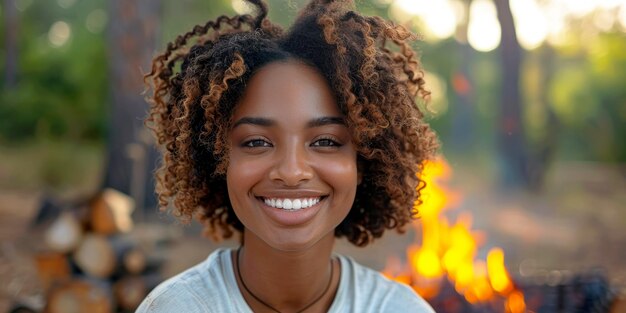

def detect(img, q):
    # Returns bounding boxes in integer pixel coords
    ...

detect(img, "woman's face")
[226,61,358,252]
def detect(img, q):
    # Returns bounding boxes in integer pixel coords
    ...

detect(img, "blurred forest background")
[2,0,626,192]
[1,0,625,307]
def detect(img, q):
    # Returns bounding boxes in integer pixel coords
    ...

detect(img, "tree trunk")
[527,46,559,191]
[493,0,529,188]
[104,0,162,218]
[450,0,475,153]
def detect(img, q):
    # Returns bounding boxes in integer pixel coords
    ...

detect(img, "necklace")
[235,246,334,313]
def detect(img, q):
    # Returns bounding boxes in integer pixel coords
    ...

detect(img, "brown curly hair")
[144,0,439,247]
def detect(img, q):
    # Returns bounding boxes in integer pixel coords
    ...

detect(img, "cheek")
[226,154,266,200]
[318,155,358,198]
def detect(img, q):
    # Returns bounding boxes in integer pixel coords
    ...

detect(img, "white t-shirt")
[136,248,435,313]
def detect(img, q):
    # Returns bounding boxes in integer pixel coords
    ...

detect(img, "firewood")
[8,304,38,313]
[90,188,135,235]
[44,278,112,313]
[108,235,150,277]
[44,211,83,253]
[34,252,71,290]
[123,246,146,275]
[113,276,146,311]
[31,196,63,227]
[73,233,157,278]
[114,273,162,312]
[612,294,626,313]
[73,234,116,279]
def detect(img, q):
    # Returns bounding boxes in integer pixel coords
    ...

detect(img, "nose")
[268,142,314,186]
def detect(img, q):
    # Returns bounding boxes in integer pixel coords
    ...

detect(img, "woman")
[138,0,439,312]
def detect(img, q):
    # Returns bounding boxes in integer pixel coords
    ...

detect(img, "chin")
[261,229,333,253]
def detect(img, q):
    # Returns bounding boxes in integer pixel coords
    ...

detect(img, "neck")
[236,231,337,312]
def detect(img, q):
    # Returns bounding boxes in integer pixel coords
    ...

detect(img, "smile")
[260,197,323,210]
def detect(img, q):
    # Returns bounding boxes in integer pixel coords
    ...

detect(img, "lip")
[254,194,328,226]
[255,190,328,198]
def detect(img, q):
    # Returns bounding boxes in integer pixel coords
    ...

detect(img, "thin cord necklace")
[236,246,334,313]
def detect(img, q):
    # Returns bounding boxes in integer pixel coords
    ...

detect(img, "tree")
[104,0,162,217]
[3,0,19,90]
[449,0,476,153]
[493,0,529,188]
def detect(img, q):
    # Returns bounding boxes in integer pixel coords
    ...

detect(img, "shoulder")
[338,255,435,313]
[382,282,436,313]
[135,248,233,313]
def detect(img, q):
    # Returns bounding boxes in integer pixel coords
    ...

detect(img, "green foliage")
[0,0,108,142]
[1,0,625,165]
[550,65,598,126]
[548,32,626,162]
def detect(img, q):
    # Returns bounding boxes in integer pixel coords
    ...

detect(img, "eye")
[311,137,342,147]
[242,138,272,148]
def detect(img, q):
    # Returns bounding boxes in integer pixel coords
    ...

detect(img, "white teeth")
[262,197,322,210]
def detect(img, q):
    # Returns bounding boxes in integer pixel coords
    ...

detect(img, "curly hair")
[144,0,439,246]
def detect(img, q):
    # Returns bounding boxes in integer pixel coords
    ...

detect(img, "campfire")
[381,160,526,313]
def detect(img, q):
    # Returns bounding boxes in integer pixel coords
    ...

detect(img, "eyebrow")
[232,116,345,129]
[307,116,345,128]
[232,117,274,129]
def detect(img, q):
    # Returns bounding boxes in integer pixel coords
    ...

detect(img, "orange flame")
[383,159,526,312]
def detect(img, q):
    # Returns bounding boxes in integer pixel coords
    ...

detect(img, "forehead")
[232,61,340,120]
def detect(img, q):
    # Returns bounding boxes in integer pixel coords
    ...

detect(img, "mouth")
[256,196,327,211]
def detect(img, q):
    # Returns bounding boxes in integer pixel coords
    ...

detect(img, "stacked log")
[31,189,163,313]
